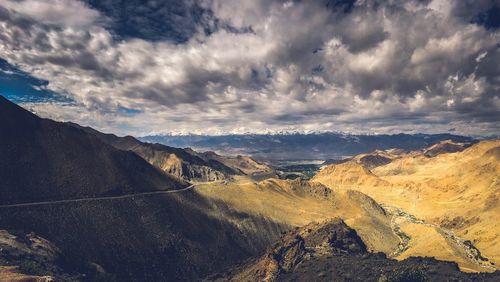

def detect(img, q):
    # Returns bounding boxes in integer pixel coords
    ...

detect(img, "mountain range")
[141,133,476,161]
[0,95,498,281]
[67,123,275,182]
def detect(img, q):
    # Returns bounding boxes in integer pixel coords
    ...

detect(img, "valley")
[271,160,324,180]
[1,0,498,280]
[0,96,498,281]
[312,140,500,273]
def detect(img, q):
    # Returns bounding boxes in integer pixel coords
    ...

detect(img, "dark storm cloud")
[474,4,500,29]
[83,0,253,42]
[0,0,498,136]
[273,108,347,122]
[84,0,207,42]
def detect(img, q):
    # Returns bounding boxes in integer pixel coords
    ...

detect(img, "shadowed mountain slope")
[0,96,287,280]
[0,96,186,205]
[0,191,287,281]
[0,230,84,281]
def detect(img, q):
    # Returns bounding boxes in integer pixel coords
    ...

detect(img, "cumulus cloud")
[0,0,101,27]
[0,0,498,136]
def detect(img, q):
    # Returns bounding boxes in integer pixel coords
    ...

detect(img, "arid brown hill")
[312,140,500,272]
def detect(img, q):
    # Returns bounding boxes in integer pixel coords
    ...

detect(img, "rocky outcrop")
[212,219,500,281]
[0,230,86,281]
[287,178,334,200]
[211,219,367,281]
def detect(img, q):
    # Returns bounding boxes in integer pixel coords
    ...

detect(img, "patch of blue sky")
[0,58,73,104]
[117,106,143,115]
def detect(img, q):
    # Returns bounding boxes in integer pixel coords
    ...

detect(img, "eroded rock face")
[301,220,367,255]
[212,219,500,282]
[129,145,231,182]
[253,235,306,281]
[212,219,367,281]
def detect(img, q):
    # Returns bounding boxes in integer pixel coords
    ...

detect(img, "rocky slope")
[0,230,89,281]
[70,124,275,182]
[194,177,400,255]
[69,124,239,182]
[188,150,277,180]
[422,140,474,157]
[316,161,389,188]
[324,139,474,172]
[212,219,500,281]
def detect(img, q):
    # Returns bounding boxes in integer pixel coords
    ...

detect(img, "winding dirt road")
[0,181,222,208]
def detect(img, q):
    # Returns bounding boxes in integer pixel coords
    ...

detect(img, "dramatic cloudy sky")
[0,0,499,136]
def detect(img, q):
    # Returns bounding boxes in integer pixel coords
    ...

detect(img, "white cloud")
[0,0,102,27]
[0,0,498,136]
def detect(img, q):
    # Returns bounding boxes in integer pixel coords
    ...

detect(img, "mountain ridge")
[141,132,476,160]
[0,95,288,280]
[67,123,275,182]
[0,96,187,205]
[66,122,240,182]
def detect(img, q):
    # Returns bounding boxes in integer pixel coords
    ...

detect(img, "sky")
[0,0,499,136]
